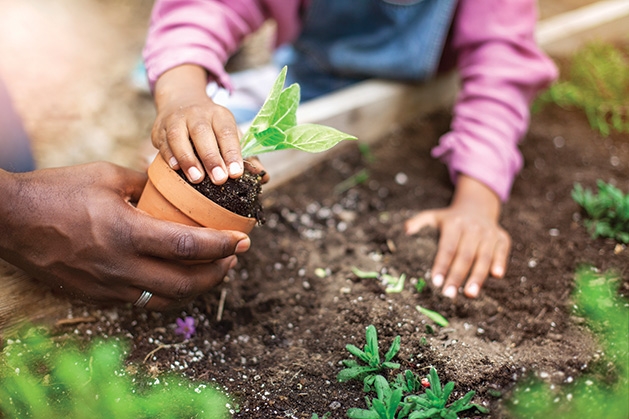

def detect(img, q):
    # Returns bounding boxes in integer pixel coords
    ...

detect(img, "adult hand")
[152,64,244,185]
[405,175,511,299]
[0,162,251,310]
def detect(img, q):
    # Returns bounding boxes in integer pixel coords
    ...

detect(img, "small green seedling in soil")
[393,370,428,394]
[404,367,488,419]
[335,168,370,194]
[414,278,427,293]
[416,305,449,327]
[351,267,408,294]
[383,273,406,294]
[572,180,629,244]
[337,325,401,384]
[347,375,405,419]
[311,413,331,419]
[352,267,380,279]
[239,66,357,158]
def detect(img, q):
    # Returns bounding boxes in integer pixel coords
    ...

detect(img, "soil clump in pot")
[177,168,266,224]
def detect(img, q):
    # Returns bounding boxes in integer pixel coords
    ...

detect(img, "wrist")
[452,174,502,219]
[154,64,210,109]
[0,169,20,254]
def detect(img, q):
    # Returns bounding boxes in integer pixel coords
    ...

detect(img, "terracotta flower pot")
[137,154,257,233]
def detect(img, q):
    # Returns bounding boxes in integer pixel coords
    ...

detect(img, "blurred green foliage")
[506,266,628,419]
[535,41,629,136]
[572,180,629,243]
[0,327,229,419]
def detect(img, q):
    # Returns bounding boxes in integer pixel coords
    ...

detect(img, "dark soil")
[57,103,628,418]
[178,168,266,224]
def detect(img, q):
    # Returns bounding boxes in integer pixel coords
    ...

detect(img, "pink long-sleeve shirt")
[143,0,558,202]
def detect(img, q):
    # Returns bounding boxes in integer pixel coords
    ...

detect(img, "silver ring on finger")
[134,290,153,308]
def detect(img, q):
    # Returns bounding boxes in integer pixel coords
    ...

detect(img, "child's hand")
[405,175,511,299]
[152,64,244,185]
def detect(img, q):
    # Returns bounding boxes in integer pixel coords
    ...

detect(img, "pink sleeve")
[142,0,302,92]
[431,0,558,202]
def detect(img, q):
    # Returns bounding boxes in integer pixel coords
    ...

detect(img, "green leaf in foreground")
[415,305,449,327]
[506,266,628,419]
[0,327,229,419]
[239,66,356,158]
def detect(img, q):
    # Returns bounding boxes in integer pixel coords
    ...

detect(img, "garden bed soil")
[57,104,628,418]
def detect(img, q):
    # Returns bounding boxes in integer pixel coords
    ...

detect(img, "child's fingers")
[187,116,228,185]
[167,118,206,183]
[441,225,482,299]
[210,106,243,179]
[404,210,438,235]
[430,217,462,291]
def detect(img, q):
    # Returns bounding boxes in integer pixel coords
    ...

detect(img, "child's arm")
[152,64,243,184]
[409,0,557,298]
[405,175,510,299]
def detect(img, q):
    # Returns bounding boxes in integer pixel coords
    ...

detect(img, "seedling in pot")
[239,66,357,158]
[337,324,401,384]
[196,65,356,220]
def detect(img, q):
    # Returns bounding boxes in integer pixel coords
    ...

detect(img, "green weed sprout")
[0,327,229,419]
[572,180,629,243]
[506,266,628,419]
[347,375,404,419]
[403,367,488,419]
[239,66,356,158]
[337,325,401,384]
[535,41,629,136]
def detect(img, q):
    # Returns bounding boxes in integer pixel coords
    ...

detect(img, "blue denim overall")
[0,77,35,172]
[281,0,459,101]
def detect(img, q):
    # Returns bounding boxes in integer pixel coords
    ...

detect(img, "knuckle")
[171,231,199,259]
[173,278,194,300]
[189,121,212,138]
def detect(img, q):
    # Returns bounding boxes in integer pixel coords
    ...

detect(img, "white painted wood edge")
[536,0,629,46]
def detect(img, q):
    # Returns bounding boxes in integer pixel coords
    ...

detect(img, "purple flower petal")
[174,316,196,340]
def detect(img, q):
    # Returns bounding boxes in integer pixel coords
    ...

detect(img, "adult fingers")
[129,212,251,262]
[129,256,237,310]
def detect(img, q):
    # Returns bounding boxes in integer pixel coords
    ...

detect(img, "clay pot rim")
[147,153,257,231]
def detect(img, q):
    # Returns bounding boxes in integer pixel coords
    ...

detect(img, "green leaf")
[273,83,299,130]
[282,124,357,152]
[384,336,401,362]
[352,267,380,279]
[347,344,371,364]
[347,408,380,419]
[254,126,286,147]
[416,305,450,327]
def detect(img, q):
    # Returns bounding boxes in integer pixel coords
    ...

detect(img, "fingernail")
[235,237,251,254]
[168,156,179,169]
[467,283,479,298]
[432,274,444,287]
[212,166,227,182]
[443,286,457,299]
[228,162,242,176]
[188,166,202,182]
[493,266,504,278]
